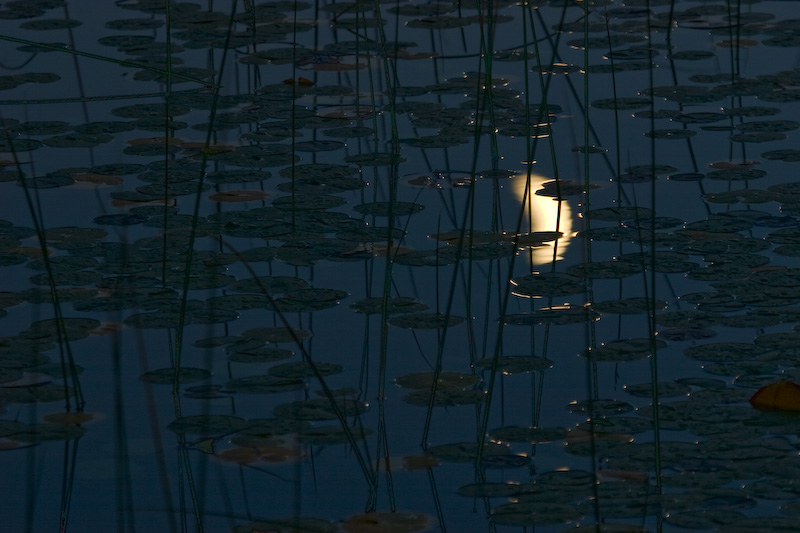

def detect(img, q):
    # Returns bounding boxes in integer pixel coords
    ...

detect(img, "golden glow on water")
[511,171,574,265]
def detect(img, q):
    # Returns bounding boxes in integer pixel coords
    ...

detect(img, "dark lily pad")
[268,362,343,379]
[167,415,247,435]
[224,375,305,394]
[272,399,367,420]
[388,313,464,329]
[474,356,553,374]
[403,388,486,407]
[394,371,479,389]
[140,368,211,384]
[349,297,428,315]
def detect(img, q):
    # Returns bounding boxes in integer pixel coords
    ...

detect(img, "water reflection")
[511,171,574,265]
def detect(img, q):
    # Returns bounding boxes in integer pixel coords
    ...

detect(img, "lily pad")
[388,313,464,329]
[223,375,306,394]
[474,356,553,374]
[167,415,247,435]
[273,399,367,420]
[140,368,211,384]
[394,371,479,389]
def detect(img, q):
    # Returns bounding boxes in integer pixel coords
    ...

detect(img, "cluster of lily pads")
[7,0,800,531]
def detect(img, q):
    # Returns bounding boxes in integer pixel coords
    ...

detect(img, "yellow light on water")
[511,171,573,265]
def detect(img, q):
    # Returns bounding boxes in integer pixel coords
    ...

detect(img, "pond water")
[4,0,800,531]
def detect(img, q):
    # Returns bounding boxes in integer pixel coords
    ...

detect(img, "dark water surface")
[3,0,800,531]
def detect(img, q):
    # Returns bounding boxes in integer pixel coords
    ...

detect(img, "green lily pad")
[504,306,600,326]
[591,97,651,110]
[762,149,800,162]
[344,152,406,166]
[729,132,787,143]
[566,261,641,278]
[671,50,715,60]
[124,312,184,329]
[353,202,424,217]
[279,163,358,180]
[272,288,348,311]
[403,388,486,407]
[510,273,584,297]
[388,313,464,329]
[268,362,343,379]
[140,367,211,384]
[394,371,479,389]
[0,384,74,404]
[167,415,247,435]
[567,399,634,416]
[474,356,553,374]
[489,426,568,444]
[349,297,429,315]
[457,482,524,498]
[111,103,191,119]
[227,345,294,364]
[229,276,308,294]
[426,441,509,462]
[241,327,311,343]
[0,138,42,151]
[592,298,667,314]
[297,425,372,445]
[624,381,692,398]
[223,375,305,394]
[273,399,367,420]
[13,423,86,443]
[490,502,580,526]
[20,18,82,30]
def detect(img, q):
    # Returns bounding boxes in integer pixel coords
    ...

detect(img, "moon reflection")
[510,171,574,265]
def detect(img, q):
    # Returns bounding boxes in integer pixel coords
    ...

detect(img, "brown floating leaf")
[750,380,800,411]
[342,512,431,533]
[402,454,440,471]
[283,77,314,86]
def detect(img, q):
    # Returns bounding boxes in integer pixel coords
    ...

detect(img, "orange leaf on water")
[749,380,800,411]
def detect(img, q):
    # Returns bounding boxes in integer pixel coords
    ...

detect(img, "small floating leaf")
[750,381,800,411]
